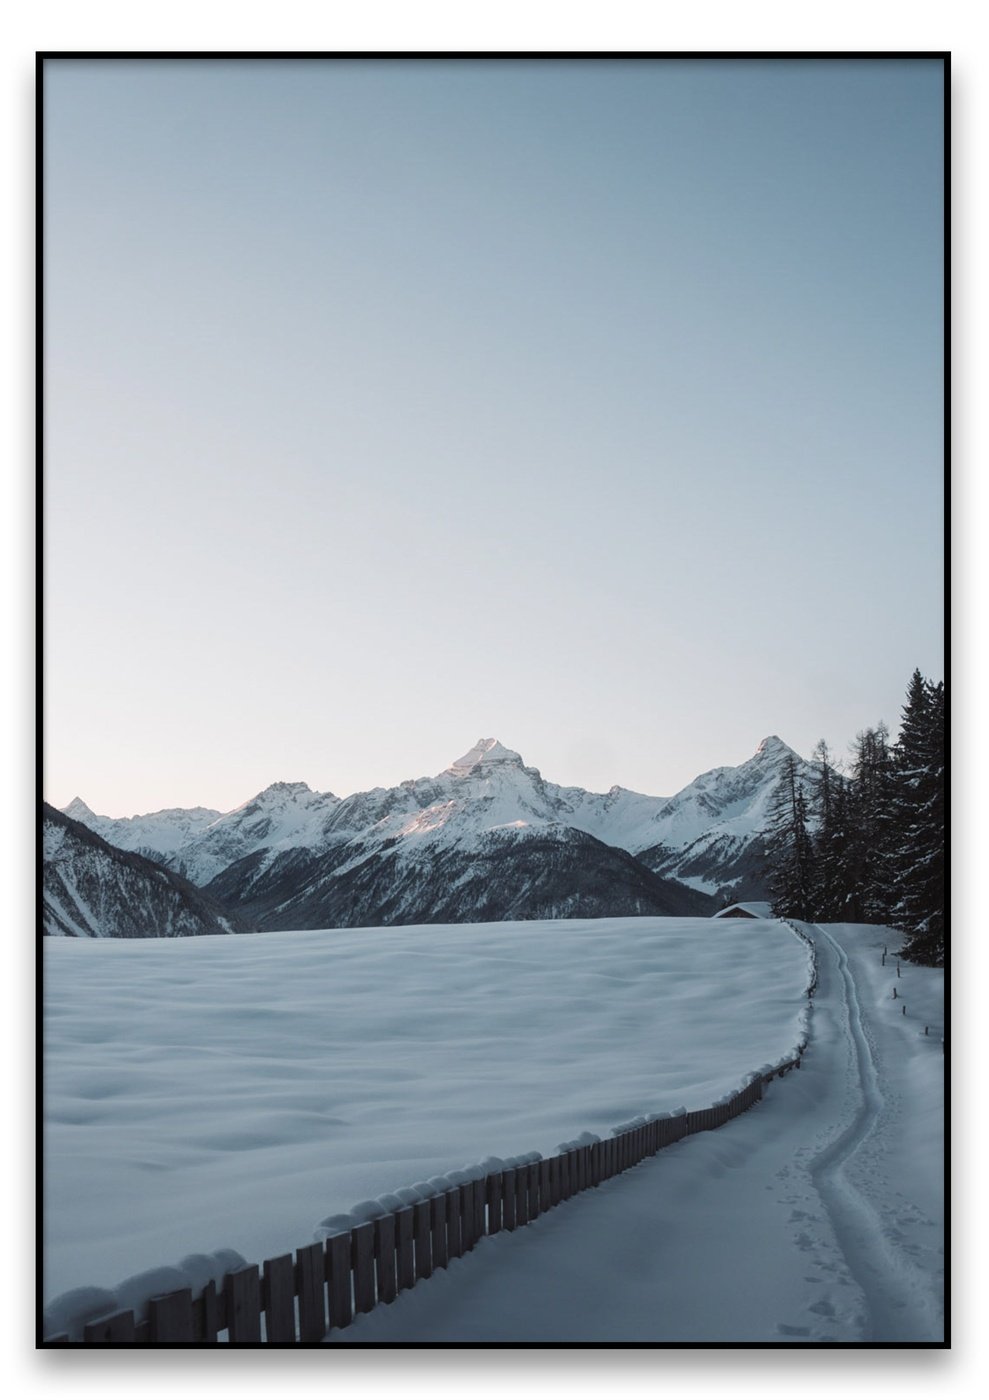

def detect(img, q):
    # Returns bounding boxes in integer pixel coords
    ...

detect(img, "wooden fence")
[43,1056,806,1346]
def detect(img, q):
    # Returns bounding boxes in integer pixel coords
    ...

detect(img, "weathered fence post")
[445,1188,463,1260]
[430,1196,448,1270]
[413,1202,433,1280]
[262,1253,295,1344]
[473,1177,486,1241]
[375,1213,398,1303]
[352,1224,376,1314]
[148,1288,195,1343]
[548,1154,560,1204]
[502,1168,517,1230]
[327,1232,353,1330]
[515,1165,529,1226]
[527,1161,541,1217]
[225,1267,261,1344]
[395,1207,415,1292]
[297,1241,327,1342]
[485,1172,502,1234]
[461,1181,477,1249]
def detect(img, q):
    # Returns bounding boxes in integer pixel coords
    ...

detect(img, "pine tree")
[845,723,896,923]
[891,672,945,966]
[809,739,853,920]
[766,754,815,919]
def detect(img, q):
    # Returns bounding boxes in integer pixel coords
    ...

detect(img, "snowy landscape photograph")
[40,54,945,1349]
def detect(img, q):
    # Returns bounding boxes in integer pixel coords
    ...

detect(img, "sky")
[43,57,945,815]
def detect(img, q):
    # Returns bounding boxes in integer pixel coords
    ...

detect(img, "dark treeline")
[766,669,945,966]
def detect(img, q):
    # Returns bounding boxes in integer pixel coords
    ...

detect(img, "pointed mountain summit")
[447,739,526,775]
[753,735,797,761]
[62,796,96,822]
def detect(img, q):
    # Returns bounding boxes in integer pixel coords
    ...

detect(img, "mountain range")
[45,735,813,937]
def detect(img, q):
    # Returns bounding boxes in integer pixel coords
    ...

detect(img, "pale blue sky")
[44,58,944,814]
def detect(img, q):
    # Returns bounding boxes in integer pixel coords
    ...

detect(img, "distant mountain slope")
[166,781,341,886]
[57,733,815,927]
[632,736,817,898]
[42,804,236,939]
[213,823,713,931]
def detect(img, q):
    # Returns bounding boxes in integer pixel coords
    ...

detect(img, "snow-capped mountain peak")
[222,779,319,819]
[753,735,795,761]
[62,797,96,822]
[447,738,525,775]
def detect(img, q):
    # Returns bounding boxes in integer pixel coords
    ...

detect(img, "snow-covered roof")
[712,901,775,920]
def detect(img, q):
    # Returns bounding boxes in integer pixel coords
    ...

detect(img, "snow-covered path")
[330,924,944,1344]
[806,926,942,1341]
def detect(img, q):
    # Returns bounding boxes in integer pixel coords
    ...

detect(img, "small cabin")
[712,901,774,920]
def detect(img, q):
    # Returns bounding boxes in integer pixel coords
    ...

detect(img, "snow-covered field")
[43,916,811,1319]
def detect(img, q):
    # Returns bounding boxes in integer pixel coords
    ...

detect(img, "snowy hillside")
[223,823,712,931]
[43,805,234,939]
[57,735,812,929]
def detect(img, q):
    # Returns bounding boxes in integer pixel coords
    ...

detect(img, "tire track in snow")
[806,925,940,1342]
